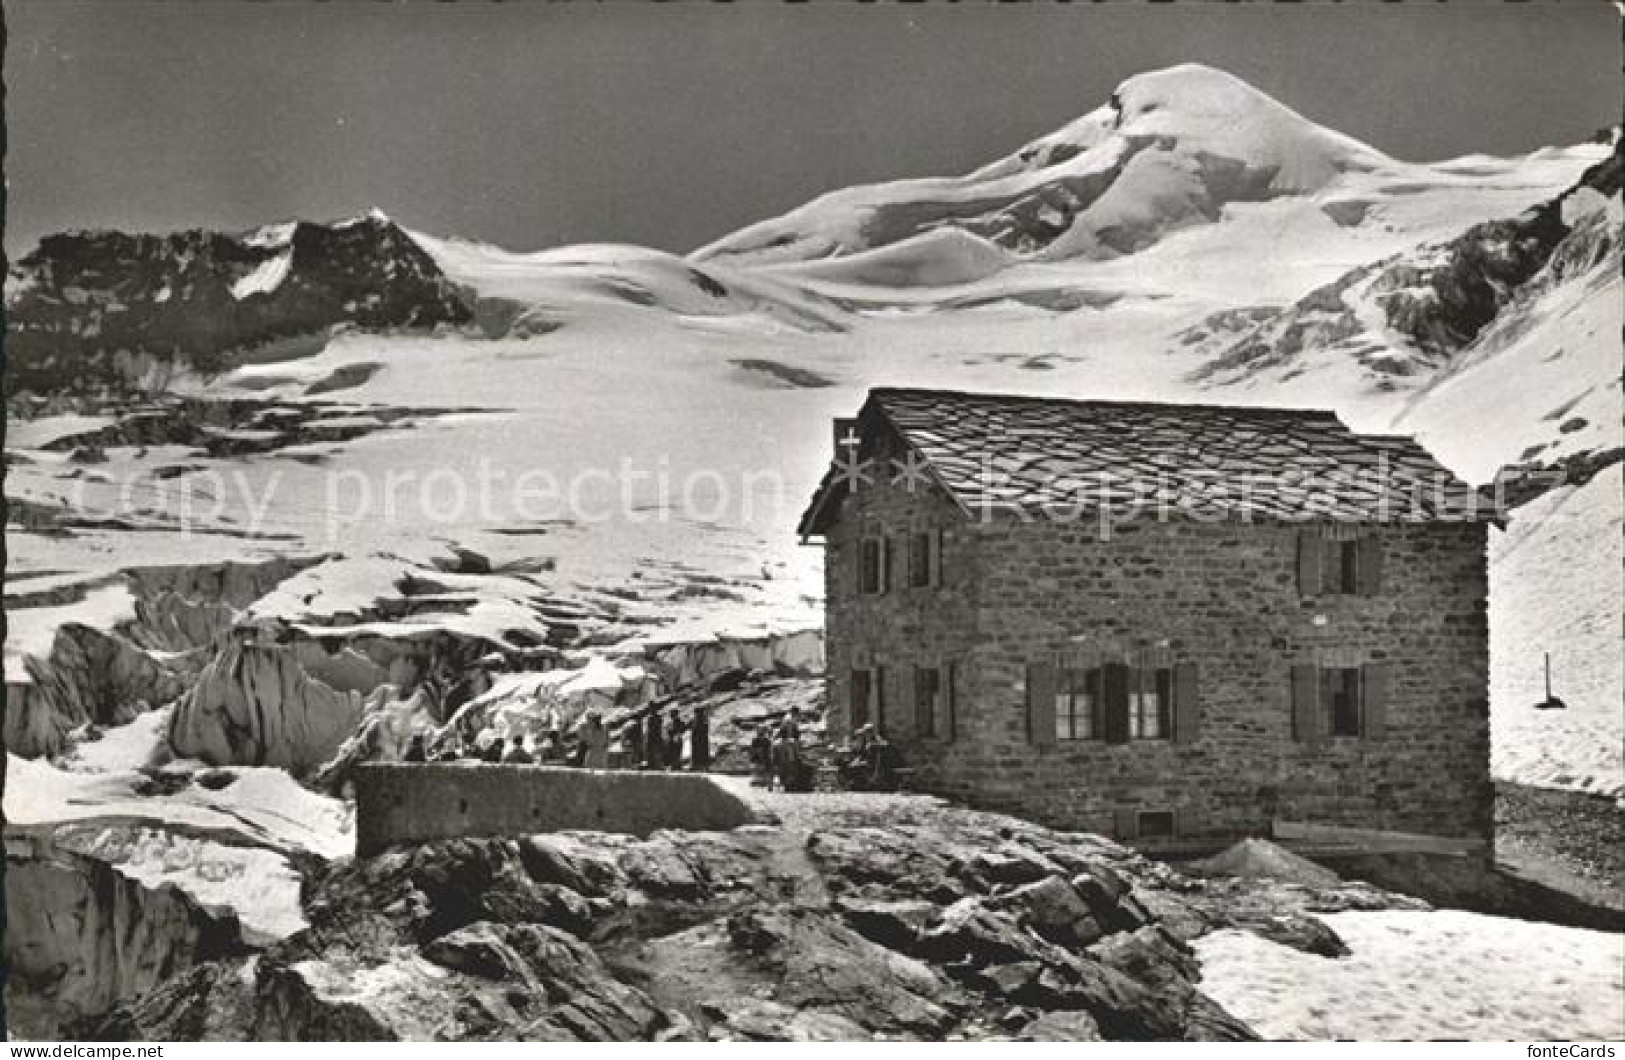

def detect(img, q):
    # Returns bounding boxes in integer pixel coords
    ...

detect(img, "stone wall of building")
[825,495,1491,844]
[822,454,981,750]
[354,764,758,855]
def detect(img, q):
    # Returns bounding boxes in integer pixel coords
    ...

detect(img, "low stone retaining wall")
[353,763,758,856]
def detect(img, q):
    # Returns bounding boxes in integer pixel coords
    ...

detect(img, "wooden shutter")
[1088,668,1106,739]
[1027,662,1057,747]
[880,537,894,594]
[945,662,958,743]
[1357,536,1384,596]
[1113,807,1139,841]
[1172,662,1200,745]
[931,529,944,587]
[1102,662,1131,744]
[1297,530,1324,597]
[1291,664,1321,747]
[1361,662,1389,740]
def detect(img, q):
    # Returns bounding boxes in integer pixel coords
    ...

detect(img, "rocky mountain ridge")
[1190,136,1623,389]
[5,210,473,393]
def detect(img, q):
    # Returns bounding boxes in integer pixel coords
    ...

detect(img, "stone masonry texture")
[822,459,1491,846]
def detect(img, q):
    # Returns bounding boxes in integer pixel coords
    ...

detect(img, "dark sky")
[5,1,1619,257]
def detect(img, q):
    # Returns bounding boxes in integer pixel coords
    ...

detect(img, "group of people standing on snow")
[621,704,711,772]
[401,701,711,774]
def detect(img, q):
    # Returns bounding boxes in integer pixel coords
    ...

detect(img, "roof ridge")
[868,386,1347,422]
[797,387,1490,537]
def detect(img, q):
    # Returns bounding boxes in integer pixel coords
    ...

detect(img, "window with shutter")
[945,662,958,743]
[931,528,945,587]
[1026,662,1057,747]
[874,664,888,736]
[1301,530,1382,596]
[1055,667,1103,741]
[883,537,898,593]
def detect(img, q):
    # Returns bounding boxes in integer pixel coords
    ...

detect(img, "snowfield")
[1490,472,1625,796]
[1195,909,1625,1041]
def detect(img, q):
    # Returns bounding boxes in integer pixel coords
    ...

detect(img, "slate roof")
[798,388,1492,537]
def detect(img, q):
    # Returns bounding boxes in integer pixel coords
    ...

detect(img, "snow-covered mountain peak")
[335,205,396,229]
[695,63,1406,269]
[1105,63,1392,190]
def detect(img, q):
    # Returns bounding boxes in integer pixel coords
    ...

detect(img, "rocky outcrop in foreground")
[88,805,1411,1042]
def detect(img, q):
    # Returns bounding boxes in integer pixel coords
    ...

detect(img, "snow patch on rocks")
[1195,909,1625,1040]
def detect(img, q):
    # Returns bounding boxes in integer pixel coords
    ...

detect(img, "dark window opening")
[1322,666,1363,737]
[1320,538,1362,594]
[914,666,941,737]
[851,669,873,730]
[908,531,933,588]
[1130,667,1173,741]
[1338,541,1360,593]
[1055,667,1104,741]
[1138,810,1176,838]
[859,538,882,595]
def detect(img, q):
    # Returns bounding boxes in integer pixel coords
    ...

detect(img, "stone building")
[799,388,1494,848]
